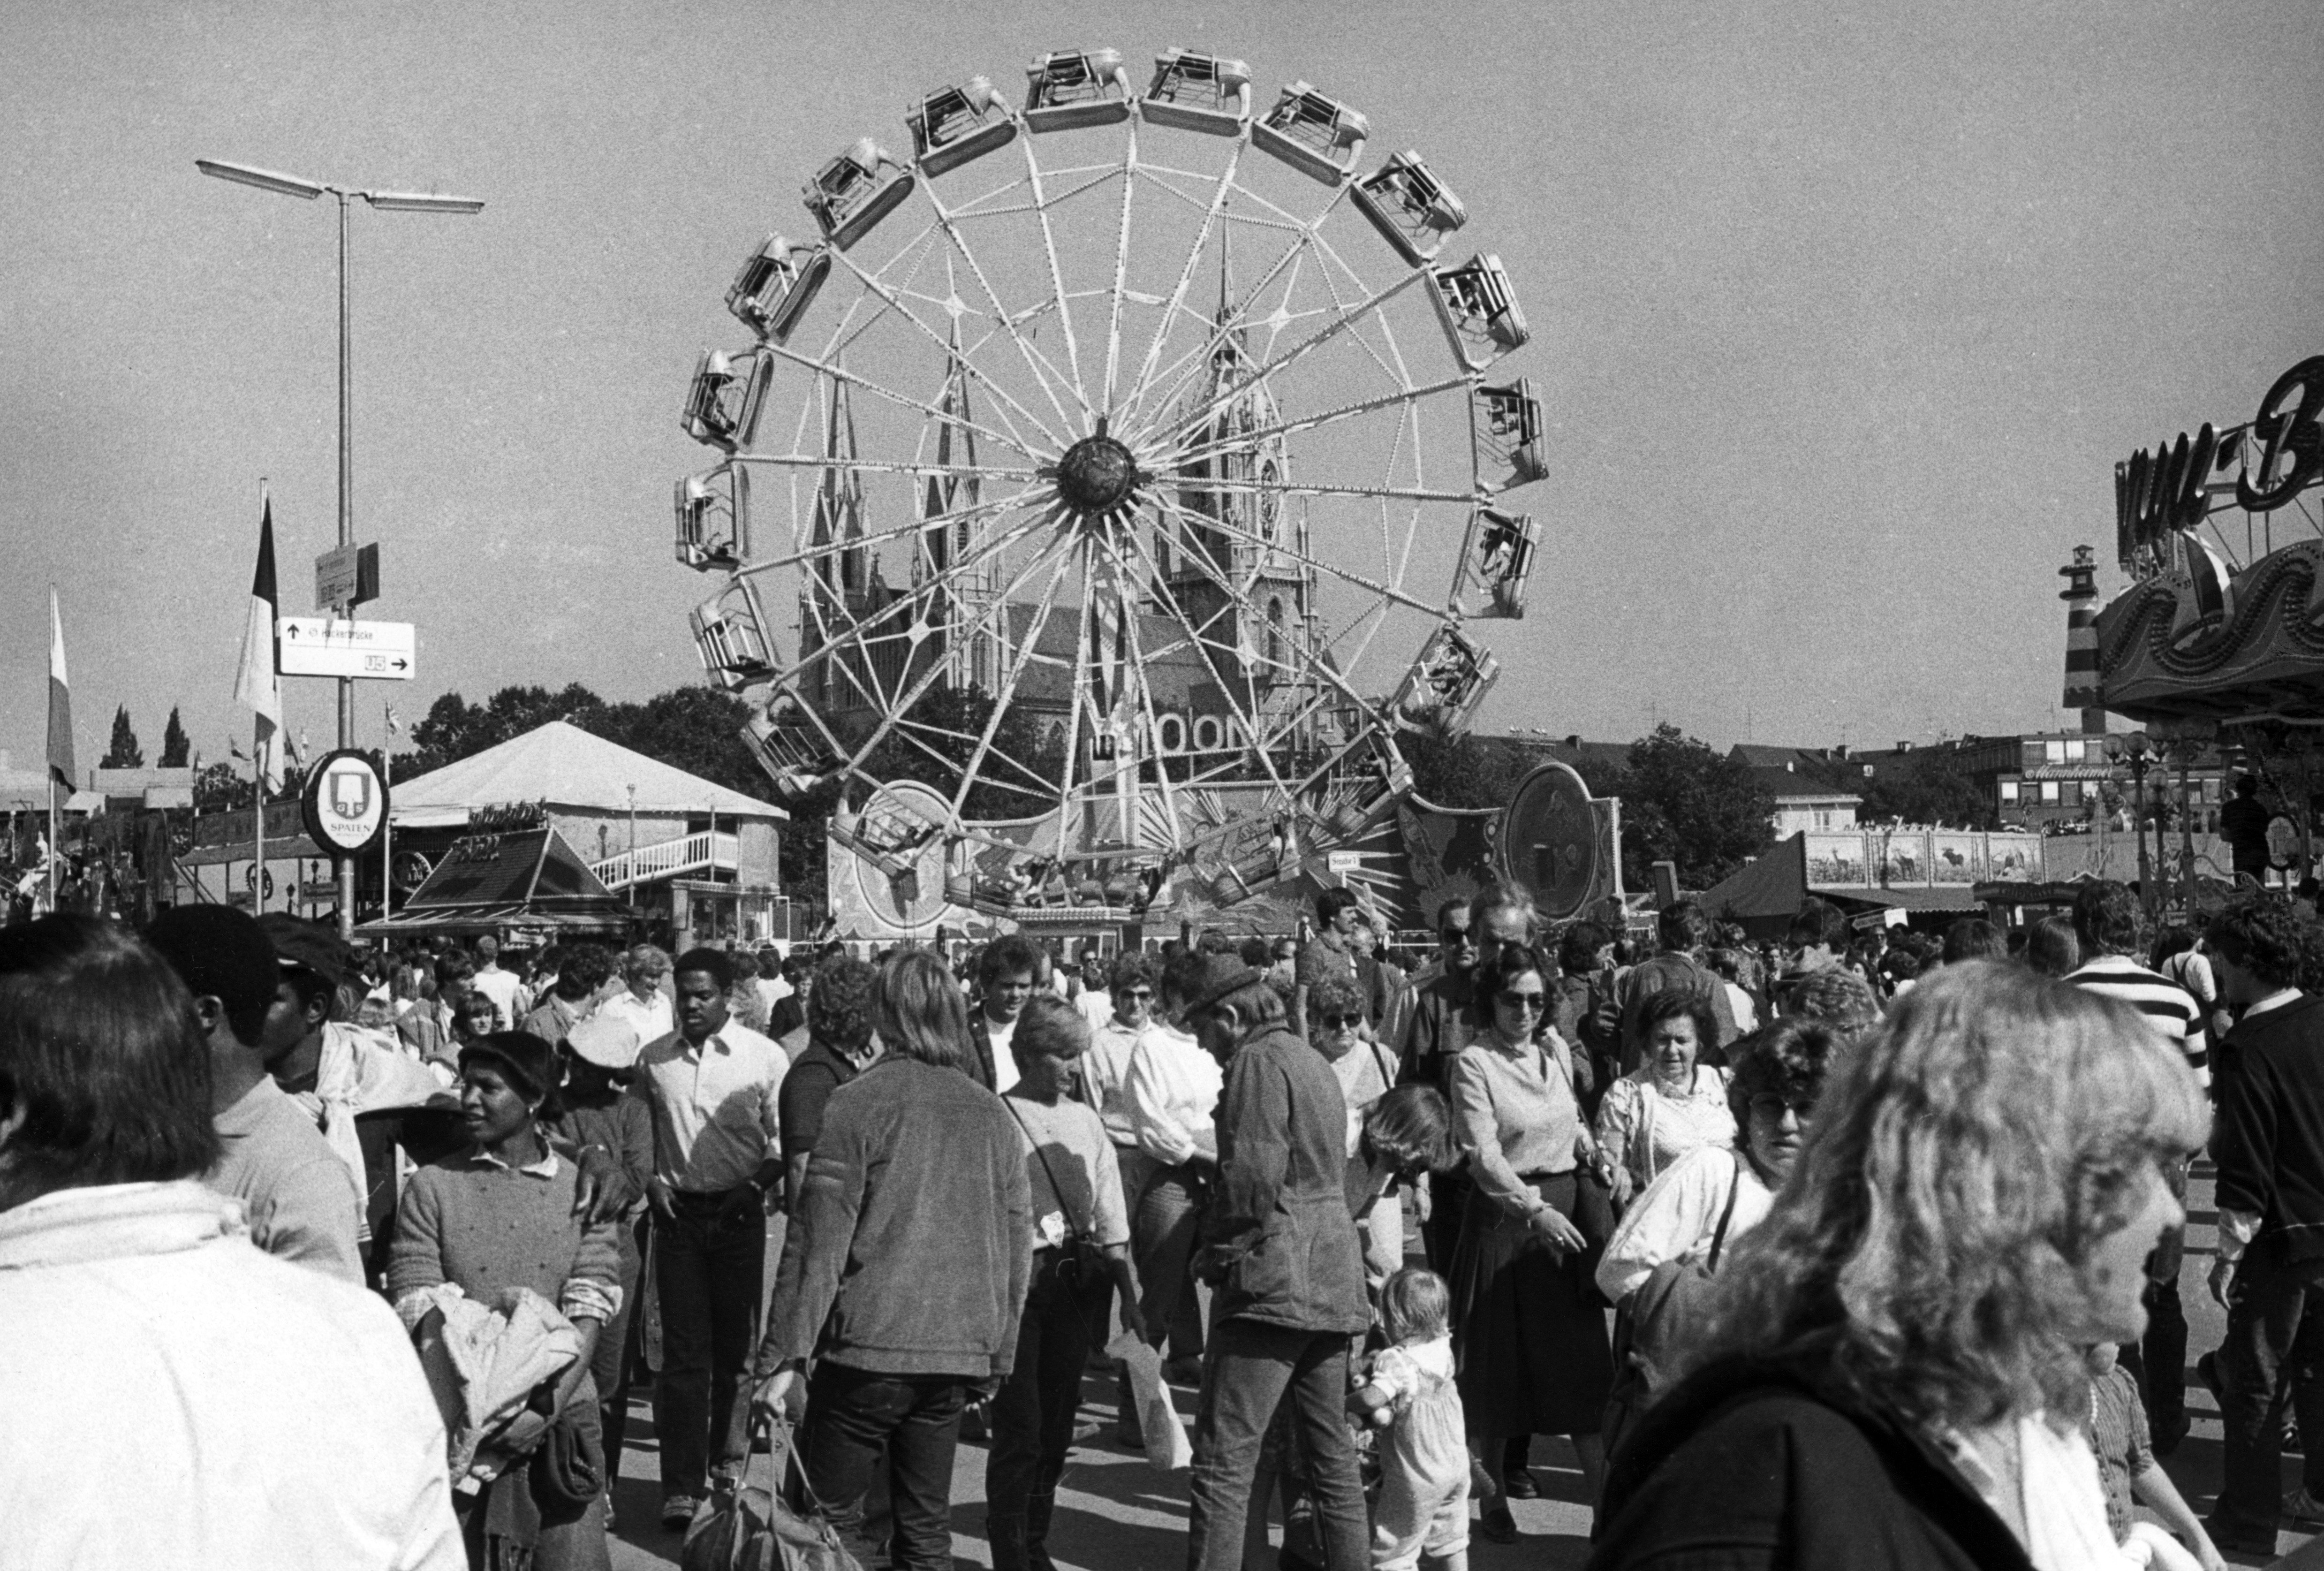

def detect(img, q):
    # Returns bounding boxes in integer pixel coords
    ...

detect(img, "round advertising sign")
[301,749,391,856]
[1501,762,1602,922]
[2268,813,2300,871]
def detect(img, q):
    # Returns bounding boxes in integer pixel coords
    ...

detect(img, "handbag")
[681,1413,860,1571]
[1600,1153,1743,1458]
[1004,1099,1110,1292]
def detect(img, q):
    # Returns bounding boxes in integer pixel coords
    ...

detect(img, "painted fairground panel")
[1984,833,2043,883]
[1804,831,1867,888]
[1875,832,1931,888]
[1929,832,1984,884]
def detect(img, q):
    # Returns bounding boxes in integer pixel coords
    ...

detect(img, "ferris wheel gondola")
[669,43,1550,927]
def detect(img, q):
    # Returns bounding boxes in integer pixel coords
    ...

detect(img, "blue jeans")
[1184,1319,1368,1571]
[654,1192,764,1497]
[800,1362,971,1571]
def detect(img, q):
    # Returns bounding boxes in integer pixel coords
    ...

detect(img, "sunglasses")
[1318,1012,1363,1030]
[1497,991,1548,1013]
[1122,987,1154,1000]
[1440,930,1476,948]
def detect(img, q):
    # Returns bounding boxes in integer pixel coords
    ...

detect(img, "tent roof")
[356,825,634,940]
[390,721,787,828]
[1699,833,1809,930]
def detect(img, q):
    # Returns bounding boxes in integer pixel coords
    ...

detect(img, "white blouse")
[1595,1145,1773,1304]
[1124,1025,1222,1169]
[1595,1063,1736,1191]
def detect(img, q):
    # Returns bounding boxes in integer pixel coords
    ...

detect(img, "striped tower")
[2059,544,2106,733]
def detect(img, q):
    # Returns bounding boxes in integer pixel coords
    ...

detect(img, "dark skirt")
[1450,1172,1614,1438]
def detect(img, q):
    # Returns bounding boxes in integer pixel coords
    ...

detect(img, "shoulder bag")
[1600,1152,1743,1458]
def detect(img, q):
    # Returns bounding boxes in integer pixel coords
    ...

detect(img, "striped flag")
[232,499,285,792]
[45,587,74,789]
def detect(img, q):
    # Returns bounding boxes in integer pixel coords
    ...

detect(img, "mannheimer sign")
[2116,354,2324,576]
[300,749,390,857]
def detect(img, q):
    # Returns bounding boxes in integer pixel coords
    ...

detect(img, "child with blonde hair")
[1352,1267,1468,1570]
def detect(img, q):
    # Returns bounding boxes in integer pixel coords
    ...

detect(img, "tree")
[1610,723,1775,891]
[101,706,143,769]
[159,706,191,767]
[1402,730,1539,809]
[400,683,608,776]
[1849,750,1996,829]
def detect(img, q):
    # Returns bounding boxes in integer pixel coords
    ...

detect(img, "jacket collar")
[0,1181,250,1271]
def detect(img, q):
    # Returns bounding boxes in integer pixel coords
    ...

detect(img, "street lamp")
[2106,733,2155,917]
[198,158,482,941]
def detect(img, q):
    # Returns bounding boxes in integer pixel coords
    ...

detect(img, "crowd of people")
[1,870,2314,1570]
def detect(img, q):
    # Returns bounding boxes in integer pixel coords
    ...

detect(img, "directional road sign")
[315,543,381,611]
[278,616,416,681]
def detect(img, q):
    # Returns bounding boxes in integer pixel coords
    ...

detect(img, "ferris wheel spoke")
[835,516,1076,817]
[1118,144,1248,434]
[1090,529,1182,850]
[1174,473,1474,506]
[921,182,1091,437]
[1140,496,1402,729]
[1117,525,1301,806]
[1136,268,1429,455]
[1165,372,1473,474]
[753,336,1048,466]
[822,248,1067,455]
[1017,128,1095,422]
[1049,544,1100,859]
[738,482,1040,581]
[736,450,1039,485]
[944,529,1082,826]
[1102,120,1141,413]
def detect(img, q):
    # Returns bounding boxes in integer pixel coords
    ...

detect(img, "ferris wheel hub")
[1053,430,1143,515]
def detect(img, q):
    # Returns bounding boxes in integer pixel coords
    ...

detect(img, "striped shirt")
[2064,954,2208,1086]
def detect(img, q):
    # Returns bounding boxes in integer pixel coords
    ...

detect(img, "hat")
[1181,956,1267,1019]
[256,913,346,992]
[145,906,279,1032]
[457,1031,560,1104]
[566,1015,643,1071]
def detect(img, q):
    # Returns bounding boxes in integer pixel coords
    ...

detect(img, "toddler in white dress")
[1353,1267,1469,1571]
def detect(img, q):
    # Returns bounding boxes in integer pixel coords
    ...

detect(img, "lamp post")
[197,159,482,941]
[2108,733,2154,918]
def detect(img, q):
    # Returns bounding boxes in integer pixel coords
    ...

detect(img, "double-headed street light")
[197,159,482,939]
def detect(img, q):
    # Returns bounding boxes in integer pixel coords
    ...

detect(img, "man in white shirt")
[752,943,793,1017]
[466,934,526,1029]
[631,946,788,1526]
[0,913,462,1570]
[976,934,1042,1093]
[1072,949,1114,1033]
[601,942,677,1043]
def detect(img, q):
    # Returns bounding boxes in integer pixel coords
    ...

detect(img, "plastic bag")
[1106,1329,1192,1472]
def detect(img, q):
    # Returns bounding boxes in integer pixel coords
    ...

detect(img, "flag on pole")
[233,499,285,792]
[46,587,74,790]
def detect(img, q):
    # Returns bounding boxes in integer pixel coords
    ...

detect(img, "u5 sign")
[278,617,416,681]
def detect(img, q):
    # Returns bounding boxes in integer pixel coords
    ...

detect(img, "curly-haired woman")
[1592,988,1734,1209]
[1590,962,2208,1571]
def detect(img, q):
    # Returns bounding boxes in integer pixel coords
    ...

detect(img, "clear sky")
[5,0,2321,773]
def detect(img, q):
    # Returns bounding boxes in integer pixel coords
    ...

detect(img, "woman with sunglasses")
[1309,973,1404,1291]
[1448,939,1613,1541]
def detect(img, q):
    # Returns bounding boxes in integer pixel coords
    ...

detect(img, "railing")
[591,830,739,891]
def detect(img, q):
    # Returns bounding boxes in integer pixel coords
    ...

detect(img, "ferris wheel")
[674,46,1545,924]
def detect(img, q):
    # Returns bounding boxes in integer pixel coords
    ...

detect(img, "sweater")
[2212,993,2324,1265]
[386,1150,623,1329]
[1199,1024,1370,1335]
[1590,1353,2033,1571]
[760,1056,1031,1379]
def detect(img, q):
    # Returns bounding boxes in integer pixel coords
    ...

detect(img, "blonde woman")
[1591,962,2210,1571]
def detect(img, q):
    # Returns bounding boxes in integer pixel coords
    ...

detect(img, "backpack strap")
[1003,1096,1089,1242]
[1706,1152,1744,1270]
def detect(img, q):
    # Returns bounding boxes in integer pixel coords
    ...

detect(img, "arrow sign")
[277,616,417,681]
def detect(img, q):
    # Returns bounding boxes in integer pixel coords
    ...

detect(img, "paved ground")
[601,1167,2318,1570]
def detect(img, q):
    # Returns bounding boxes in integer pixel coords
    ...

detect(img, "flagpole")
[381,701,394,921]
[47,775,59,915]
[252,719,265,915]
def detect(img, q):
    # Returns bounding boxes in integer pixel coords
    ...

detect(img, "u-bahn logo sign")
[301,749,390,856]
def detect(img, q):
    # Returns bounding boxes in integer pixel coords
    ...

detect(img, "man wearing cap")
[552,1013,655,1488]
[631,945,789,1528]
[1181,954,1370,1571]
[147,906,365,1284]
[257,915,446,1261]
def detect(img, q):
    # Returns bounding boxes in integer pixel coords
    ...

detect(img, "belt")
[669,1184,753,1208]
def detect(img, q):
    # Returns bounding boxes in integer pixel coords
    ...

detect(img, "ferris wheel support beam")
[755,335,1048,466]
[1091,528,1183,851]
[1050,544,1101,861]
[942,526,1083,828]
[1164,371,1474,472]
[1147,487,1452,622]
[836,515,1079,818]
[1138,495,1400,742]
[727,478,1037,581]
[1118,524,1302,810]
[1103,119,1141,413]
[1115,145,1253,429]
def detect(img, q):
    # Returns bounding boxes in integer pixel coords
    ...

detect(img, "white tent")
[389,720,787,829]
